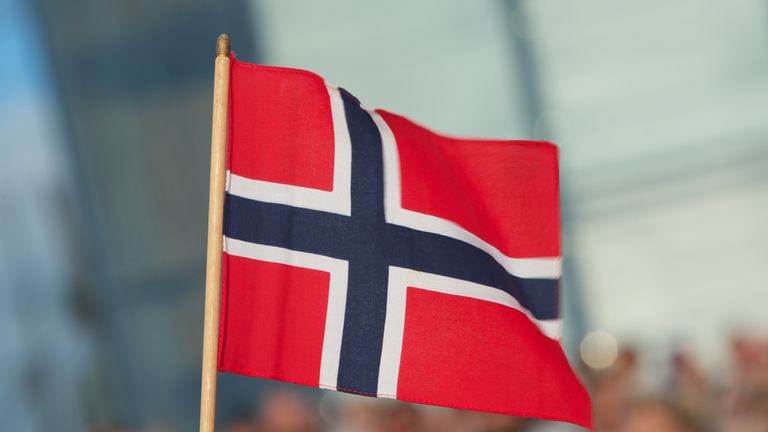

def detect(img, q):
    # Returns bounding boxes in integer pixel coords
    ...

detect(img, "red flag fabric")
[217,56,592,429]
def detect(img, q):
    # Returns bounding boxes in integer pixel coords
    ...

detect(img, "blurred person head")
[332,396,382,432]
[730,331,768,388]
[717,331,768,431]
[587,348,639,431]
[472,412,529,432]
[720,385,768,432]
[670,351,711,423]
[421,407,479,432]
[257,389,316,432]
[332,397,423,432]
[671,351,707,392]
[616,398,701,432]
[379,401,422,432]
[225,419,257,432]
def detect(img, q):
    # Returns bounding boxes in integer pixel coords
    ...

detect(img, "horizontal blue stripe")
[224,194,559,320]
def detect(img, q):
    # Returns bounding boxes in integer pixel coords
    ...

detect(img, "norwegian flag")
[217,57,591,428]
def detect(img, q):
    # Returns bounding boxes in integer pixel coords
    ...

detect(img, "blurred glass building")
[9,0,257,430]
[1,0,767,430]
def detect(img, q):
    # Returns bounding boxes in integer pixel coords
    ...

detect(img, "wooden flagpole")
[199,33,230,432]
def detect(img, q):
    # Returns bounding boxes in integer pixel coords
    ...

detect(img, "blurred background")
[1,0,767,431]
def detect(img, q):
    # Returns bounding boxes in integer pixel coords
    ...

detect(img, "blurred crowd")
[89,332,768,432]
[590,332,768,432]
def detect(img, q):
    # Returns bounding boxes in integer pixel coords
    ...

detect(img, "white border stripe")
[370,111,561,279]
[377,266,563,398]
[398,268,563,339]
[377,267,409,398]
[223,237,349,389]
[328,85,352,210]
[227,85,352,216]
